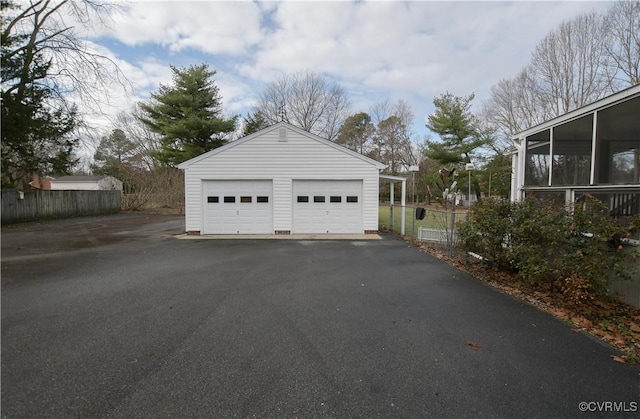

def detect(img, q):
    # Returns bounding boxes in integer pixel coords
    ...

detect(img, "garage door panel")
[293,180,362,234]
[202,180,273,234]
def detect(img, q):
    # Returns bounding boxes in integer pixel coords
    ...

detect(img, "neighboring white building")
[49,175,123,191]
[177,122,386,235]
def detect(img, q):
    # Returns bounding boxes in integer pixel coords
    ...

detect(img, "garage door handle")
[237,210,239,215]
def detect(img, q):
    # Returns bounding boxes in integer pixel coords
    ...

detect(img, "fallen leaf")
[629,323,640,334]
[611,355,626,363]
[466,341,484,351]
[548,307,569,319]
[573,317,593,329]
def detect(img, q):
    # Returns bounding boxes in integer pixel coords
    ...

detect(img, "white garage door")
[293,180,363,234]
[202,180,273,234]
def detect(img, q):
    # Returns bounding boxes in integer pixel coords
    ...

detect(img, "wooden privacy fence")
[1,190,121,224]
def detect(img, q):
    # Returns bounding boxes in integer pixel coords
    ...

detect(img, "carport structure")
[380,174,407,234]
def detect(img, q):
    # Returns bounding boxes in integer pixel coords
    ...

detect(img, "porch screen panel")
[525,129,550,186]
[551,114,593,186]
[596,96,640,185]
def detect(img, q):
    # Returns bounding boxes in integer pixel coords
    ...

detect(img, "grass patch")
[379,204,468,237]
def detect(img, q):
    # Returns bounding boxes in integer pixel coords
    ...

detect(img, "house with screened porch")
[509,84,640,306]
[510,84,639,233]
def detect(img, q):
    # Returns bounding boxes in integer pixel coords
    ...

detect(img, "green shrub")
[459,195,638,298]
[458,197,513,268]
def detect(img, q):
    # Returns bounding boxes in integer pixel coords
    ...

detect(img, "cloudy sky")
[81,0,613,141]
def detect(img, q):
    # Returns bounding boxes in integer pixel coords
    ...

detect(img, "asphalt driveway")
[1,214,638,418]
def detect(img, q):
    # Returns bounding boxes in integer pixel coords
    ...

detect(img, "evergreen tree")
[336,112,374,154]
[91,129,141,185]
[1,1,78,188]
[425,93,493,201]
[93,129,138,171]
[479,154,512,198]
[137,64,236,166]
[242,111,269,136]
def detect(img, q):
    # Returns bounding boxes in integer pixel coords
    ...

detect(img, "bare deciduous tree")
[2,0,128,113]
[603,0,640,86]
[390,100,420,169]
[254,70,351,141]
[114,106,163,170]
[369,99,419,174]
[90,108,185,212]
[481,67,549,140]
[532,10,616,115]
[481,4,633,139]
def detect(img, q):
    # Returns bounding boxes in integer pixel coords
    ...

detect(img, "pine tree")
[1,1,78,188]
[91,129,143,190]
[425,93,493,201]
[137,64,236,166]
[242,111,269,136]
[336,112,374,154]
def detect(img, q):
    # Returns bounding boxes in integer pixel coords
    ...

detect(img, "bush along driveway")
[453,196,640,363]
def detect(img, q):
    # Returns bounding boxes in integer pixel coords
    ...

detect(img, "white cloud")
[239,1,612,102]
[214,71,257,115]
[99,1,265,55]
[75,0,615,140]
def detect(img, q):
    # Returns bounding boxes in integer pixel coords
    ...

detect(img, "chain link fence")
[379,204,469,255]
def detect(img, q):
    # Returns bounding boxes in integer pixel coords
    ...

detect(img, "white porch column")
[390,180,395,203]
[511,142,520,202]
[590,110,598,185]
[401,179,406,235]
[390,181,395,230]
[380,174,408,234]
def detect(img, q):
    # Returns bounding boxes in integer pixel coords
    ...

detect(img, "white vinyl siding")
[50,182,101,191]
[49,177,122,191]
[180,123,383,234]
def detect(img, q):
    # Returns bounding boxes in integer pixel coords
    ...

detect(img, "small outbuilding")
[178,122,386,235]
[49,175,123,191]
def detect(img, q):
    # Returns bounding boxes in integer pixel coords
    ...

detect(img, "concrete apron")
[176,233,383,240]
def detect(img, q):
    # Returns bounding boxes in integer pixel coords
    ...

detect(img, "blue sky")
[77,0,613,143]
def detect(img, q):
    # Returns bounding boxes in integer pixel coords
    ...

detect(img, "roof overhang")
[379,174,407,182]
[511,84,640,142]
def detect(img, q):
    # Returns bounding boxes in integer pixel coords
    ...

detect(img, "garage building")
[178,122,386,235]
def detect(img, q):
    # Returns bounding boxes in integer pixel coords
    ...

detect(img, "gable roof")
[177,122,386,170]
